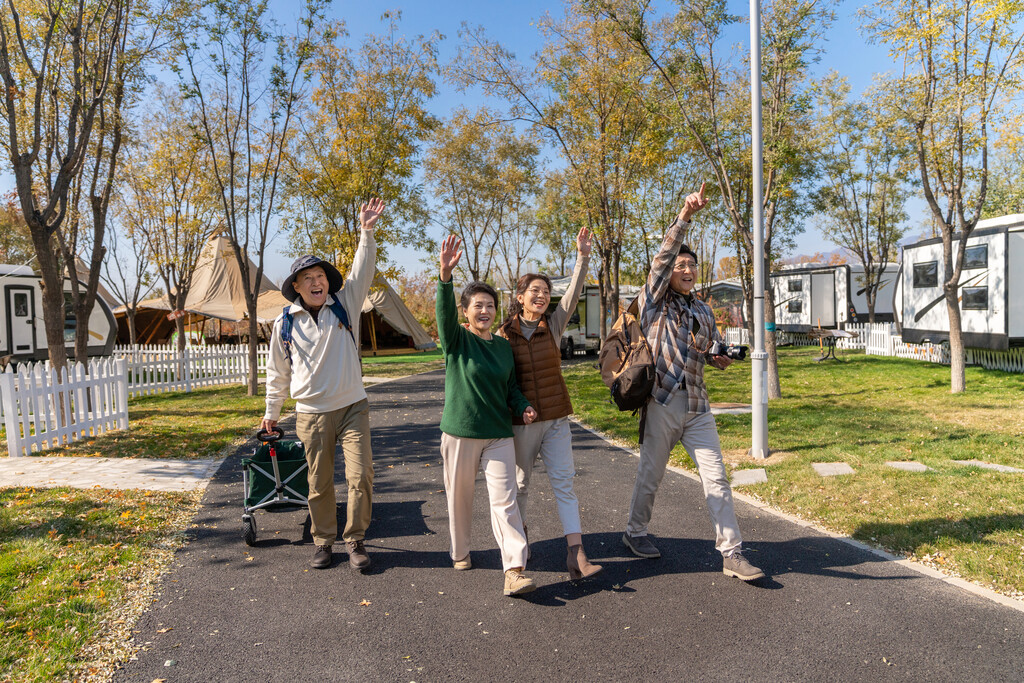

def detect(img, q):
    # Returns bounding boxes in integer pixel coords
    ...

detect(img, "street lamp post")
[749,0,769,459]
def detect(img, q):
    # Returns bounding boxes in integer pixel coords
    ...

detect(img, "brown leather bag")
[598,298,655,413]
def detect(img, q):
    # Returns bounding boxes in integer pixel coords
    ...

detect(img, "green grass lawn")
[566,346,1024,597]
[0,487,201,682]
[361,349,443,378]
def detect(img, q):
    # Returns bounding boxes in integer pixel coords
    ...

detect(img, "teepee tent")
[361,273,436,354]
[185,234,290,323]
[116,235,436,352]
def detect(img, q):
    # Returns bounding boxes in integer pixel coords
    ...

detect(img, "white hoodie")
[263,231,376,421]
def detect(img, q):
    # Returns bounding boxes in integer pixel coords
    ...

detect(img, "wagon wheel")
[242,515,257,546]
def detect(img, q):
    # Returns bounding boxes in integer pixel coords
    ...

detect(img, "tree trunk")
[127,308,138,346]
[30,237,70,371]
[248,316,260,396]
[945,288,966,393]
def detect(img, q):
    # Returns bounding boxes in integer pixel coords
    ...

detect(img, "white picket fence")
[721,323,1024,369]
[0,358,129,456]
[112,344,271,397]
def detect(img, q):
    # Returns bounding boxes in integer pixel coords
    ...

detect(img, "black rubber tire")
[242,516,257,546]
[561,338,574,360]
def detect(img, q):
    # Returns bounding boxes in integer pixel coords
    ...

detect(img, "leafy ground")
[0,487,202,682]
[565,346,1024,597]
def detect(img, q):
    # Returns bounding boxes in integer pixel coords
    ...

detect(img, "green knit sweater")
[436,278,531,439]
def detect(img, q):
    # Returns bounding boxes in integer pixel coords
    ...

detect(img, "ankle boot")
[567,544,603,581]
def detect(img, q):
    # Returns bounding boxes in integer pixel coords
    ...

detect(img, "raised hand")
[522,406,538,424]
[678,182,709,223]
[439,234,463,282]
[577,226,592,258]
[360,198,385,231]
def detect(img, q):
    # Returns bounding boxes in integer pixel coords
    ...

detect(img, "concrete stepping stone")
[812,462,855,477]
[886,461,931,472]
[711,402,752,415]
[952,459,1024,474]
[731,468,767,486]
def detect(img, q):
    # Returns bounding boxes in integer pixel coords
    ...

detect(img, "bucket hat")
[281,255,344,302]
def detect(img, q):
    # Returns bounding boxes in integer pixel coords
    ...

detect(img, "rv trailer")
[0,264,118,361]
[770,262,899,332]
[896,214,1024,350]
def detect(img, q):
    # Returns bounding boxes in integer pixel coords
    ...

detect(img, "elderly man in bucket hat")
[261,198,385,571]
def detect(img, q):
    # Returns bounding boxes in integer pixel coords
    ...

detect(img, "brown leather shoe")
[347,540,371,572]
[310,544,332,569]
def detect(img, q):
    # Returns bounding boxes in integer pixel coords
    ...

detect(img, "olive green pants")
[294,399,373,547]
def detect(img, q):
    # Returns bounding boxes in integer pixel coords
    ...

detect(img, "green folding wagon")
[241,428,309,546]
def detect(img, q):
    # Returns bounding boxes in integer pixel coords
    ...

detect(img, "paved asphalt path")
[117,371,1024,682]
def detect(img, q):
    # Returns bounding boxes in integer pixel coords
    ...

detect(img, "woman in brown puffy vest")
[497,227,603,581]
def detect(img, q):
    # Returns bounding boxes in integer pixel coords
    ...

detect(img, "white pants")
[512,417,582,536]
[626,392,742,556]
[439,433,528,571]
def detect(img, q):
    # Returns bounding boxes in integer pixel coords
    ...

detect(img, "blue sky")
[272,0,911,284]
[2,0,911,286]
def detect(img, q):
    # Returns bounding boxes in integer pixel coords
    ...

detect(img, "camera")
[708,341,748,361]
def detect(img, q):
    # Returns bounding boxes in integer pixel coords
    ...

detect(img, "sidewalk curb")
[570,417,1024,615]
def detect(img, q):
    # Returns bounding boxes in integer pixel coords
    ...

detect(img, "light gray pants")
[439,433,529,571]
[626,392,742,556]
[512,417,582,536]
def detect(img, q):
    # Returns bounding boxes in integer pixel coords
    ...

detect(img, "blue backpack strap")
[328,294,356,346]
[280,306,294,363]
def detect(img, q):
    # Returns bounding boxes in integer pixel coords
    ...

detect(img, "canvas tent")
[361,273,436,354]
[115,234,436,352]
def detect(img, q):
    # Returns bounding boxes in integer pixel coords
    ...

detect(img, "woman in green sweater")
[436,234,538,597]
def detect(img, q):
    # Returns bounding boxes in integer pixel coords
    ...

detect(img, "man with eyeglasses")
[622,183,766,582]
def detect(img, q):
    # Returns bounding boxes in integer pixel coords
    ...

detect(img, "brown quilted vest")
[500,315,573,424]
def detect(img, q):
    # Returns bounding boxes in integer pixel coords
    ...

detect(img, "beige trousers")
[513,417,582,536]
[626,392,742,556]
[295,399,373,547]
[439,433,528,571]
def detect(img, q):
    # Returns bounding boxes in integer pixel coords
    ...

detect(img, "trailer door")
[585,291,601,340]
[5,285,37,355]
[811,272,836,327]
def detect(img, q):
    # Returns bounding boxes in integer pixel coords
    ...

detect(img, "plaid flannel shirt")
[638,218,723,412]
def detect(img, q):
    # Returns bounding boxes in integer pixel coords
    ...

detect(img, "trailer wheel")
[561,338,574,360]
[242,515,257,546]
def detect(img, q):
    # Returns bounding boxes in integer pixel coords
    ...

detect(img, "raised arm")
[436,235,465,349]
[647,183,708,304]
[550,226,592,337]
[340,198,384,312]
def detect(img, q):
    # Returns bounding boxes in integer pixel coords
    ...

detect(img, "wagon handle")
[256,427,285,443]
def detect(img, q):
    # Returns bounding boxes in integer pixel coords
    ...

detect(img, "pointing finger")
[698,182,706,201]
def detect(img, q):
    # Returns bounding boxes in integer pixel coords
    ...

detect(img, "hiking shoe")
[722,551,765,581]
[347,540,371,572]
[503,569,536,596]
[453,555,472,570]
[310,544,332,569]
[622,533,661,559]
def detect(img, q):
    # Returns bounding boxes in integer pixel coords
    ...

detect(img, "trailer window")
[913,262,938,288]
[14,293,28,317]
[788,279,802,292]
[788,300,802,313]
[964,244,988,269]
[962,286,988,310]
